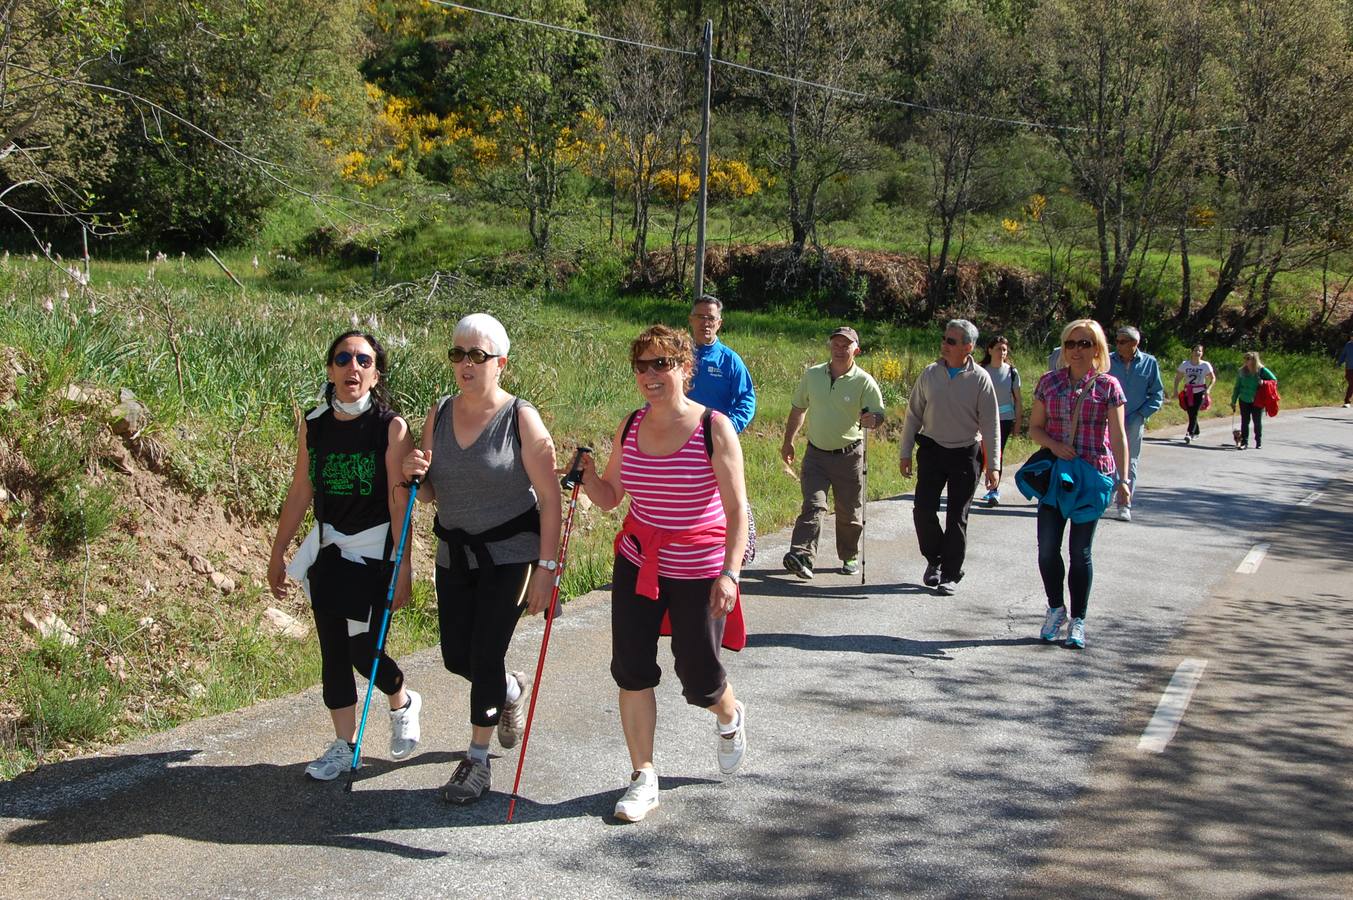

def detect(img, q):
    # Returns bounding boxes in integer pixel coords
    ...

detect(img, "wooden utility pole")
[693,18,713,301]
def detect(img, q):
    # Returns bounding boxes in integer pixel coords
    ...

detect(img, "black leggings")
[314,609,404,710]
[1036,502,1099,620]
[436,562,531,728]
[1238,400,1263,445]
[610,555,728,708]
[1184,390,1204,435]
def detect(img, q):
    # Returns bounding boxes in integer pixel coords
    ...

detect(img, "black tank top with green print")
[305,406,394,535]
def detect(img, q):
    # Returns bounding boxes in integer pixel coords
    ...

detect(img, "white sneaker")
[305,738,354,781]
[613,768,660,822]
[716,700,747,775]
[1117,506,1132,522]
[389,689,422,760]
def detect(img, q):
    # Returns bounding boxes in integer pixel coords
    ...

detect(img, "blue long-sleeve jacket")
[1108,349,1164,423]
[688,338,756,432]
[1014,454,1116,524]
[1337,340,1353,368]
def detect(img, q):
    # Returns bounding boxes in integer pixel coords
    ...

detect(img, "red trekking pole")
[506,446,589,823]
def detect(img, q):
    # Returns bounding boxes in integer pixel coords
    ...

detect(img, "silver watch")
[537,558,559,572]
[719,568,740,584]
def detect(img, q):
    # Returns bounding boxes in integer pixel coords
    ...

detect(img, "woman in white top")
[979,335,1022,506]
[1172,344,1215,444]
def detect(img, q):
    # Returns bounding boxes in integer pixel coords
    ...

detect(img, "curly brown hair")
[630,324,694,391]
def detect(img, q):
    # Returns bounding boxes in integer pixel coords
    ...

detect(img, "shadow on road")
[0,747,704,854]
[747,631,1045,658]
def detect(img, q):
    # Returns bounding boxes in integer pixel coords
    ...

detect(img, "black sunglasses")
[1063,338,1095,350]
[633,356,677,375]
[333,350,374,369]
[942,336,967,346]
[449,347,501,365]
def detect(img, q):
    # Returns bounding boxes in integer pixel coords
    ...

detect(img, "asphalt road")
[2,408,1350,899]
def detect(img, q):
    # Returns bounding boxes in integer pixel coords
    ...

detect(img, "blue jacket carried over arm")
[1015,454,1115,524]
[689,339,757,433]
[1108,350,1164,424]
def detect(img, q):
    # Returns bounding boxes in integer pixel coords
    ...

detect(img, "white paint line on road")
[1298,491,1323,506]
[1138,658,1208,754]
[1235,542,1270,574]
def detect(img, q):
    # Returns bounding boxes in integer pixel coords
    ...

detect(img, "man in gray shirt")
[899,319,1000,595]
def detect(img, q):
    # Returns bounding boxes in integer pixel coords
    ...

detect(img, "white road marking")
[1138,658,1208,754]
[1298,491,1323,506]
[1236,542,1270,574]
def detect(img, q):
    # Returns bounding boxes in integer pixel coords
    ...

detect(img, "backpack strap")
[620,408,642,447]
[702,407,714,459]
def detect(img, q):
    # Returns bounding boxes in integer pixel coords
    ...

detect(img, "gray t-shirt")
[428,395,539,570]
[983,363,1021,420]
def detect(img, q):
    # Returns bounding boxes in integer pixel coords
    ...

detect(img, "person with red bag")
[1231,352,1278,449]
[1172,345,1215,444]
[578,324,750,824]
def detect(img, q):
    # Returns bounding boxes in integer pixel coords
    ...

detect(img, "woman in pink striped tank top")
[579,324,750,823]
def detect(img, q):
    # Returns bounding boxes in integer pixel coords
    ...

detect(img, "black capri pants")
[610,555,727,708]
[313,608,404,711]
[436,561,531,728]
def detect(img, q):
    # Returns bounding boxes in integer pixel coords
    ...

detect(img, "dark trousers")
[1238,400,1263,446]
[1184,389,1204,435]
[313,609,404,710]
[1344,369,1352,405]
[436,562,531,727]
[610,556,727,708]
[1036,502,1098,619]
[913,435,981,581]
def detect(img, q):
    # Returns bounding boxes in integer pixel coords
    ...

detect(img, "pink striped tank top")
[618,407,727,579]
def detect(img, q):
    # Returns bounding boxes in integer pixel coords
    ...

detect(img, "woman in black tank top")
[267,331,424,782]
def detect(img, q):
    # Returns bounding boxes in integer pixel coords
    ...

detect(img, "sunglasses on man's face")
[690,313,719,323]
[332,351,374,369]
[942,335,967,346]
[632,356,677,375]
[1063,338,1095,350]
[449,347,501,365]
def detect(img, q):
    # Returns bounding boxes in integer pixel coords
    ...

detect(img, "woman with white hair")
[402,313,562,805]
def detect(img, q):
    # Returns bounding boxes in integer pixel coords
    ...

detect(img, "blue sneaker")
[1040,607,1067,642]
[1064,617,1086,649]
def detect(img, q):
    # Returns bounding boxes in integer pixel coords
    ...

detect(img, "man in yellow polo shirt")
[780,326,885,578]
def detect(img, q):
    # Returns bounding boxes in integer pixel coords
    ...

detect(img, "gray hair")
[946,319,978,346]
[1116,325,1141,343]
[453,312,510,357]
[693,294,723,312]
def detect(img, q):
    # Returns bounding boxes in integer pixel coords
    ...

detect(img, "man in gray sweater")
[899,319,1001,595]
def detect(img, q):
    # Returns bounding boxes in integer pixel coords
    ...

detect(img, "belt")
[808,440,862,455]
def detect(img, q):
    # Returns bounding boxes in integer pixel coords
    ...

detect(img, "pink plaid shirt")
[1035,368,1125,473]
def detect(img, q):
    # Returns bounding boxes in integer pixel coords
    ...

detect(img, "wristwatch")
[719,568,740,584]
[537,558,559,572]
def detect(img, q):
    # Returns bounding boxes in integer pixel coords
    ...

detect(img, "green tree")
[1025,0,1212,325]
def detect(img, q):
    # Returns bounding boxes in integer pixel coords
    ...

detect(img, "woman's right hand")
[402,449,432,481]
[1049,440,1077,460]
[267,555,289,600]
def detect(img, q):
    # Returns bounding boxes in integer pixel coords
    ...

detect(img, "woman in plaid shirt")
[1027,319,1130,649]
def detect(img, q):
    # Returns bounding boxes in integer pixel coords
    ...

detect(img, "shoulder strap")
[702,408,714,459]
[620,408,641,447]
[511,397,523,449]
[1066,377,1095,446]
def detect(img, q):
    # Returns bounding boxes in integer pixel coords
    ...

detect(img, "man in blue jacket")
[1107,326,1164,522]
[687,294,756,432]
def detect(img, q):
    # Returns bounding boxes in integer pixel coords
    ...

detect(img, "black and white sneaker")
[442,758,491,805]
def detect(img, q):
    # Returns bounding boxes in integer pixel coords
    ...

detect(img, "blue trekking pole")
[345,476,420,793]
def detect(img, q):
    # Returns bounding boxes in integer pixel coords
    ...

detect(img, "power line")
[423,0,696,57]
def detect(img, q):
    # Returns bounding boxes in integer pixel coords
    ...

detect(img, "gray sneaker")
[442,758,491,805]
[840,558,860,576]
[305,738,354,781]
[498,671,529,749]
